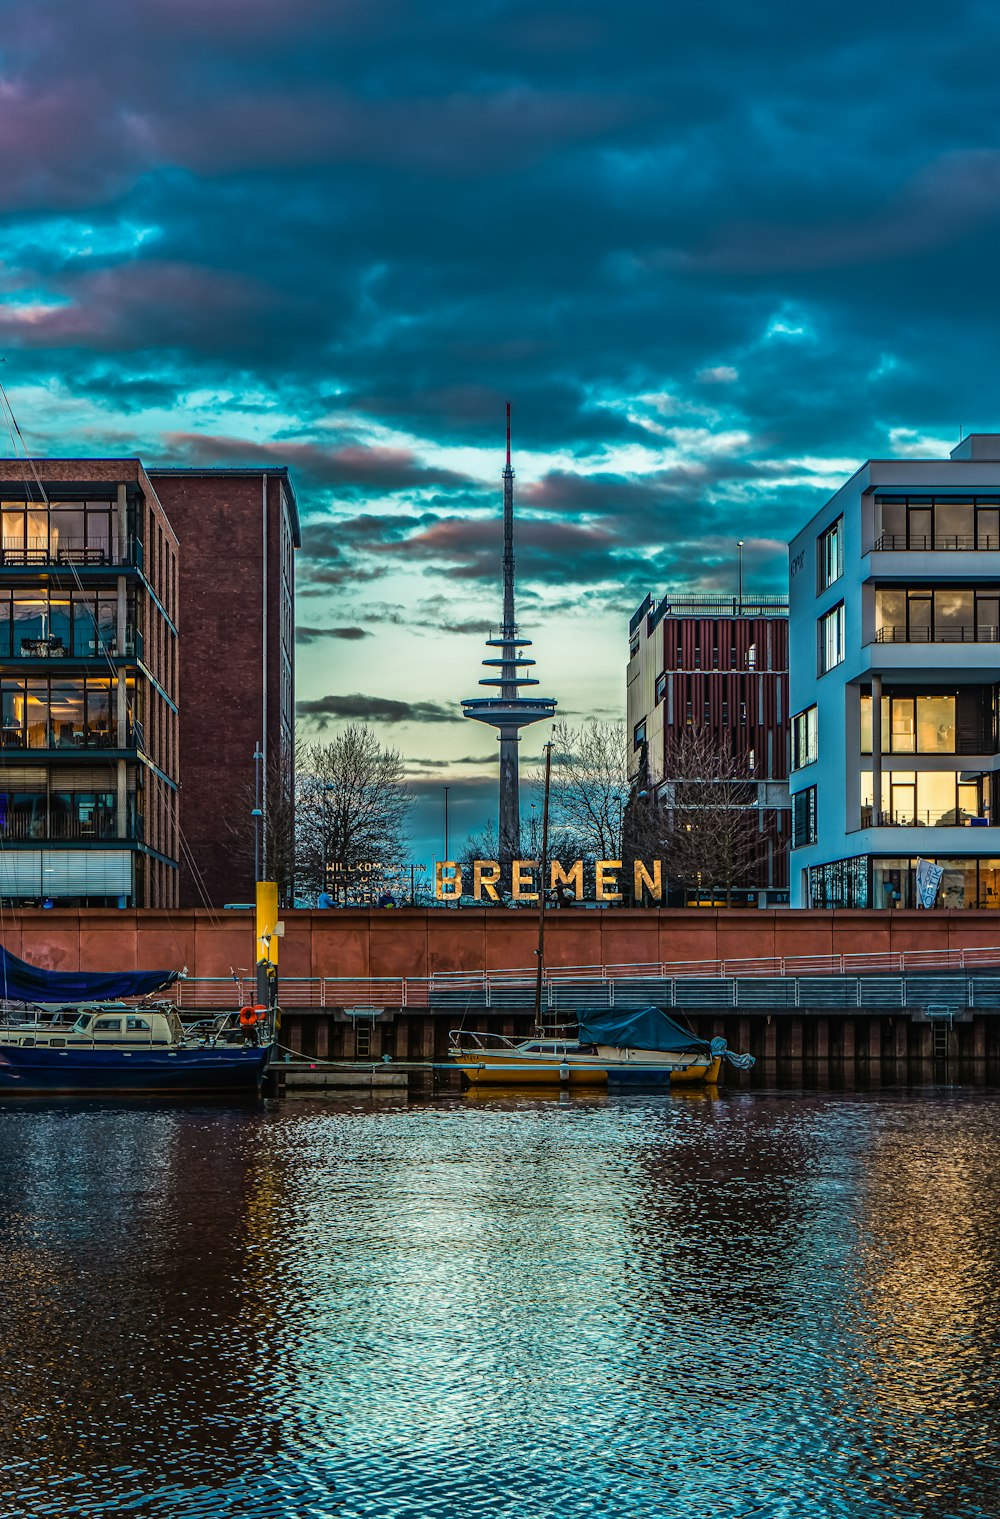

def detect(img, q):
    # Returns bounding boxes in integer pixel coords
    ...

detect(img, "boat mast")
[533,741,553,1030]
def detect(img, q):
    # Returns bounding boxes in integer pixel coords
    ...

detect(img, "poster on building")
[915,858,944,909]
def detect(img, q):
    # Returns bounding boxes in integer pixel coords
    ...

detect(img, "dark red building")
[147,468,299,908]
[627,593,790,905]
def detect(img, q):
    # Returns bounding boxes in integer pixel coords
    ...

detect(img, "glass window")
[920,771,958,826]
[25,682,49,748]
[819,603,845,673]
[889,698,915,754]
[937,860,976,909]
[633,718,647,749]
[977,508,1000,550]
[907,594,932,640]
[935,502,974,548]
[1,682,23,745]
[888,772,916,825]
[654,672,666,704]
[93,1018,122,1033]
[85,681,112,745]
[126,1017,150,1032]
[49,685,85,748]
[878,501,905,546]
[50,505,83,559]
[934,588,973,640]
[791,706,818,769]
[976,594,1000,642]
[875,590,905,642]
[792,786,817,847]
[916,696,956,752]
[818,518,843,589]
[909,507,932,549]
[13,594,47,651]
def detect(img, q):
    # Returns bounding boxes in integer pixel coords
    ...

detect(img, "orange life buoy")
[239,1004,266,1027]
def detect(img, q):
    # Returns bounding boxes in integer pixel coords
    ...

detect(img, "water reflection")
[3,1090,1000,1516]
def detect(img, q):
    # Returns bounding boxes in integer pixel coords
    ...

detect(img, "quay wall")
[7,906,1000,980]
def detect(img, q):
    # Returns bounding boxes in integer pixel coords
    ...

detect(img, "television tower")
[462,405,557,864]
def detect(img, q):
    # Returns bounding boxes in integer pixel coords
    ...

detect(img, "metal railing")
[874,534,1000,552]
[875,625,1000,643]
[166,944,1000,1013]
[858,806,991,829]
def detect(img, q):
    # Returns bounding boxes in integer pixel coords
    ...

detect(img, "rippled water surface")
[3,1088,1000,1517]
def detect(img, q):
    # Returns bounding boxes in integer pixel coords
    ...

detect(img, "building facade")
[148,469,299,908]
[627,592,790,905]
[0,459,179,907]
[788,433,1000,909]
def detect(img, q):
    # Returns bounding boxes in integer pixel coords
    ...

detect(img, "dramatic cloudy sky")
[2,0,998,862]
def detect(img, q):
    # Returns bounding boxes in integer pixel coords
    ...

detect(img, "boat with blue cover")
[448,1005,755,1087]
[0,947,272,1096]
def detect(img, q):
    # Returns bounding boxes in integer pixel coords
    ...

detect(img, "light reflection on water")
[3,1089,1000,1517]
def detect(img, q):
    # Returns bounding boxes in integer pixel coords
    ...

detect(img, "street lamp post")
[443,785,450,862]
[252,744,264,883]
[737,539,744,614]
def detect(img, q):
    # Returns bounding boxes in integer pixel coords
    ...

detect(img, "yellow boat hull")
[450,1053,722,1087]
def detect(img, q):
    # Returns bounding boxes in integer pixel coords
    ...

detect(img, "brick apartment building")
[627,592,790,905]
[148,468,299,908]
[0,460,298,909]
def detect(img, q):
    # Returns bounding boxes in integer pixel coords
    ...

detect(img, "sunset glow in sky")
[1,0,996,860]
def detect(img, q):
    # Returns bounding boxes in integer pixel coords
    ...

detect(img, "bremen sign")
[435,859,664,902]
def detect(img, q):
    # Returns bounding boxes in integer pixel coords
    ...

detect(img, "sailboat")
[0,881,281,1095]
[448,1005,754,1087]
[446,746,756,1088]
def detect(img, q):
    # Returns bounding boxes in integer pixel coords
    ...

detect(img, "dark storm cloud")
[295,625,370,644]
[162,433,472,491]
[4,0,1000,634]
[297,693,462,728]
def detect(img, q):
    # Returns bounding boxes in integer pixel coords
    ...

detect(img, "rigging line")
[175,821,223,929]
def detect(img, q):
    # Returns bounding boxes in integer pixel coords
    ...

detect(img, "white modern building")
[788,434,1000,910]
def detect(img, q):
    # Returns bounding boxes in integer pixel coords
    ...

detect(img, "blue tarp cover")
[0,945,179,1005]
[577,1006,712,1053]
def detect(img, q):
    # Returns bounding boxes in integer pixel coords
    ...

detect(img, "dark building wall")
[148,469,298,908]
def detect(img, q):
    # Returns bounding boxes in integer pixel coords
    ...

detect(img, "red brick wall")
[148,471,294,908]
[8,906,1000,980]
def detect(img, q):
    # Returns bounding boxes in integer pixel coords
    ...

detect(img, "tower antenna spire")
[462,406,557,869]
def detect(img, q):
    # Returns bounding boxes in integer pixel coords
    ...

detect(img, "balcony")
[875,533,1000,552]
[859,806,992,829]
[0,728,132,751]
[0,816,140,843]
[0,537,137,569]
[874,625,999,644]
[9,628,140,661]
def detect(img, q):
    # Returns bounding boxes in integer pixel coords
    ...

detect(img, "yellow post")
[256,880,279,965]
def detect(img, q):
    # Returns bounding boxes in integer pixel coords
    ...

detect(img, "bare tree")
[539,719,631,860]
[654,726,763,906]
[296,725,412,903]
[219,750,297,905]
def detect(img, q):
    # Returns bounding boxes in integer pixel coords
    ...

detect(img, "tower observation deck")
[462,406,557,863]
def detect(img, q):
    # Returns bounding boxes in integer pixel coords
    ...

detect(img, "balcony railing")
[0,537,136,568]
[10,628,139,660]
[875,534,1000,552]
[0,816,134,842]
[859,806,992,829]
[874,625,1000,643]
[0,728,131,751]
